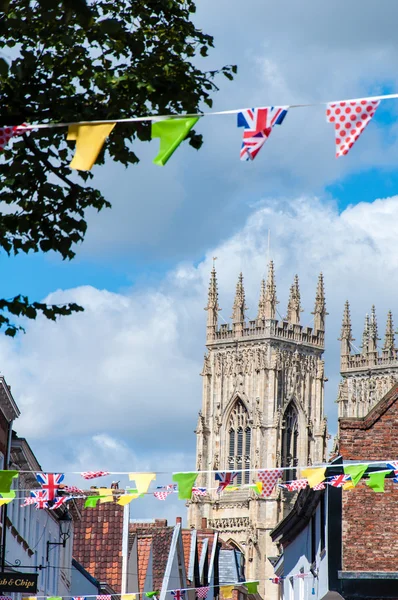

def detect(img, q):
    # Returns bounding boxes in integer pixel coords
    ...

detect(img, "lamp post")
[46,512,71,562]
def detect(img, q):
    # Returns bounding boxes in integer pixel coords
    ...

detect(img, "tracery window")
[227,400,251,484]
[281,402,299,481]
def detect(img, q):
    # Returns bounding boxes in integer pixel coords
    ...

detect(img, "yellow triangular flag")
[220,586,234,599]
[99,488,114,503]
[67,123,116,171]
[301,467,326,488]
[343,480,355,490]
[121,595,136,600]
[117,494,140,506]
[128,473,156,494]
[255,481,262,494]
[0,490,15,506]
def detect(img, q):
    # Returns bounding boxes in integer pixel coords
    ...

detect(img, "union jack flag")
[215,471,238,493]
[81,471,110,480]
[30,490,49,509]
[192,487,207,496]
[196,587,209,599]
[36,472,64,501]
[171,591,185,600]
[49,496,71,510]
[387,461,398,483]
[237,106,288,161]
[21,497,36,507]
[72,596,86,600]
[327,474,352,488]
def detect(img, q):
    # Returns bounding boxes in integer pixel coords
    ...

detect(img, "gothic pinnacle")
[383,310,395,356]
[312,273,328,331]
[205,265,220,339]
[368,305,380,354]
[361,314,370,354]
[231,272,247,323]
[286,274,302,325]
[339,300,354,357]
[258,260,278,320]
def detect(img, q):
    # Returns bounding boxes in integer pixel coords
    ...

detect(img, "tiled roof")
[152,527,174,591]
[181,530,192,577]
[137,536,152,591]
[73,498,124,592]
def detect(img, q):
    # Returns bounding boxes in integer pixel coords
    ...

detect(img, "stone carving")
[208,517,250,532]
[201,354,212,376]
[254,398,263,428]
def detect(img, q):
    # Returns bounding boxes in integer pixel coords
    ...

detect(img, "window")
[227,400,251,484]
[281,402,299,481]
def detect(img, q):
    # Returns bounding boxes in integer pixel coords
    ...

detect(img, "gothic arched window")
[228,400,251,484]
[281,402,299,481]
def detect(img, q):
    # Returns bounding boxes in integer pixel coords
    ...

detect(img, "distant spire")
[312,273,327,331]
[231,272,247,323]
[383,310,395,357]
[205,264,220,340]
[339,300,354,356]
[361,314,370,355]
[286,275,302,325]
[258,260,278,320]
[368,305,380,354]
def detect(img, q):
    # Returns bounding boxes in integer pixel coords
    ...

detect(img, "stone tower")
[337,302,398,418]
[188,264,328,598]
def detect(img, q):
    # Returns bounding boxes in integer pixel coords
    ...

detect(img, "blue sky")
[2,0,398,519]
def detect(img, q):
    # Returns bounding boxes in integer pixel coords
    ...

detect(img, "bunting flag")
[328,474,352,488]
[0,124,30,151]
[21,497,37,507]
[30,490,49,509]
[215,471,238,493]
[237,106,288,161]
[63,485,84,494]
[48,497,70,510]
[196,588,210,599]
[84,496,103,508]
[271,577,282,585]
[98,488,114,504]
[0,470,18,493]
[36,473,64,501]
[313,481,326,491]
[257,469,283,497]
[72,596,86,600]
[282,479,308,492]
[244,582,259,594]
[192,487,207,496]
[129,473,156,494]
[121,595,136,600]
[67,123,116,171]
[386,461,398,483]
[172,472,198,499]
[0,491,15,506]
[152,117,199,166]
[96,596,111,600]
[301,467,326,488]
[343,464,368,487]
[154,489,173,501]
[171,592,185,600]
[145,593,159,598]
[81,471,110,480]
[366,470,391,493]
[117,494,140,506]
[220,586,234,599]
[326,99,379,158]
[250,481,263,495]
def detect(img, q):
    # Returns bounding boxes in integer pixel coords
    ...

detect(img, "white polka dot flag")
[0,124,30,151]
[326,99,379,158]
[257,469,283,497]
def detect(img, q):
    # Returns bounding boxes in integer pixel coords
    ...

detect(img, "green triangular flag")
[84,495,103,508]
[244,581,259,594]
[48,597,62,600]
[145,592,159,598]
[172,472,198,499]
[152,117,199,166]
[0,470,18,493]
[344,464,368,487]
[366,470,390,493]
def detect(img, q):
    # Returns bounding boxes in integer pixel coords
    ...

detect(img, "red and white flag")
[81,471,110,480]
[284,479,308,492]
[257,469,283,497]
[326,99,379,158]
[0,124,30,151]
[196,587,210,599]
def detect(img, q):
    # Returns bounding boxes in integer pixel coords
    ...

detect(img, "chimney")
[176,516,182,524]
[201,517,208,529]
[155,519,167,527]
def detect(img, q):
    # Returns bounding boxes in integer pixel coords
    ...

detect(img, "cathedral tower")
[337,303,398,418]
[188,265,328,598]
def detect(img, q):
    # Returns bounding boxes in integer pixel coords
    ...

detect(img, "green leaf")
[0,58,9,78]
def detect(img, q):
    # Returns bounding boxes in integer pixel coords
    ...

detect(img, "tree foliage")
[0,0,235,335]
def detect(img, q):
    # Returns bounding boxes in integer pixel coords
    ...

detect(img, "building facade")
[337,302,398,418]
[188,264,328,598]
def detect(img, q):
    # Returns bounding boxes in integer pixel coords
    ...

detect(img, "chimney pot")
[176,516,182,524]
[201,517,207,529]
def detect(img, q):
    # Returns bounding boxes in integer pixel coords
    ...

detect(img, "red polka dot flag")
[326,99,379,158]
[257,468,283,497]
[0,124,30,151]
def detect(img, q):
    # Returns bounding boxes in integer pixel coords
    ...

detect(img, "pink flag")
[81,471,110,480]
[284,478,308,492]
[0,124,30,151]
[257,469,283,497]
[326,99,379,158]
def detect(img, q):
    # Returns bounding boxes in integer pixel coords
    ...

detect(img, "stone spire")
[368,305,380,355]
[231,272,247,325]
[383,310,395,358]
[339,300,354,358]
[205,263,220,341]
[257,260,278,320]
[361,314,370,355]
[286,275,302,325]
[312,273,327,331]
